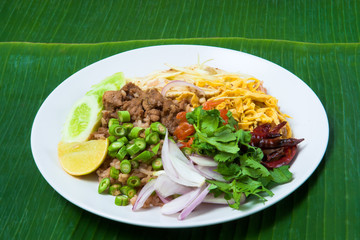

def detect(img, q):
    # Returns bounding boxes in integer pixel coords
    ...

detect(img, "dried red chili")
[250,122,304,169]
[263,146,298,168]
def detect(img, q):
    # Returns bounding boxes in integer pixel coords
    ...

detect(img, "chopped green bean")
[126,187,137,198]
[152,158,163,170]
[117,136,129,145]
[145,132,160,145]
[122,123,134,133]
[151,142,161,155]
[117,111,131,122]
[109,124,127,137]
[98,178,110,194]
[120,160,132,174]
[108,150,117,158]
[108,141,124,152]
[150,122,166,135]
[116,146,127,160]
[109,184,121,196]
[115,195,129,206]
[120,185,137,198]
[128,127,144,140]
[127,176,141,187]
[134,138,146,151]
[120,185,131,195]
[144,128,151,137]
[108,135,117,143]
[132,150,155,163]
[181,147,192,156]
[108,118,120,128]
[110,166,120,179]
[130,160,139,169]
[126,143,141,156]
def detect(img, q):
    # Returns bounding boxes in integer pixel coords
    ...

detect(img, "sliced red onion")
[240,193,246,205]
[162,130,205,187]
[189,155,218,167]
[161,80,205,97]
[178,184,210,220]
[154,174,193,198]
[203,193,236,205]
[132,179,156,211]
[194,165,226,182]
[155,190,172,204]
[169,138,191,165]
[161,130,179,178]
[171,156,205,186]
[152,170,165,177]
[161,186,204,215]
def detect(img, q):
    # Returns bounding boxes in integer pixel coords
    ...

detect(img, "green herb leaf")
[216,162,242,179]
[240,157,270,177]
[270,165,293,183]
[214,152,238,163]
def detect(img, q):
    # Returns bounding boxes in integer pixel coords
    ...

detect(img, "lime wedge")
[61,95,102,142]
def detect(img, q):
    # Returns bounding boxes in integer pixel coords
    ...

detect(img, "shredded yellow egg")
[130,63,292,138]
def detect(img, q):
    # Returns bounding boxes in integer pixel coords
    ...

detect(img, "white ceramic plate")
[31,45,329,228]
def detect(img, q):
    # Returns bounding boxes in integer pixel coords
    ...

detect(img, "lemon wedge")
[58,139,109,176]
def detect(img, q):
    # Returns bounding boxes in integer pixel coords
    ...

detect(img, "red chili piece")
[174,122,195,140]
[180,137,194,149]
[251,122,285,144]
[176,111,187,123]
[202,99,225,110]
[263,146,298,168]
[219,109,229,125]
[250,122,304,169]
[269,121,287,135]
[256,138,304,149]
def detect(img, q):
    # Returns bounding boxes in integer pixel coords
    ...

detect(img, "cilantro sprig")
[185,106,293,209]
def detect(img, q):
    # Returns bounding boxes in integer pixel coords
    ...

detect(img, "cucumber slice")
[61,72,126,142]
[61,95,102,142]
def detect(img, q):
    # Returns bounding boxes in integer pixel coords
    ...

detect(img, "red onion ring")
[162,130,205,187]
[132,179,156,211]
[189,154,218,167]
[161,80,205,96]
[161,186,204,215]
[161,130,179,178]
[154,174,193,198]
[203,194,238,205]
[155,190,172,204]
[178,184,210,220]
[194,165,226,182]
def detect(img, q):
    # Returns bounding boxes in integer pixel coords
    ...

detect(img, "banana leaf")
[0,0,359,43]
[0,38,359,239]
